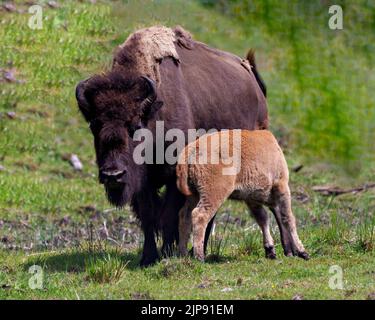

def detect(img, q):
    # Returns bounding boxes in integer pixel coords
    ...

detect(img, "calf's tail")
[176,162,192,196]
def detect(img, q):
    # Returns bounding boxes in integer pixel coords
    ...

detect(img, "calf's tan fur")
[176,130,309,261]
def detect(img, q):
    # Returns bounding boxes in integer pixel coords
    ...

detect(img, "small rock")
[1,236,9,243]
[47,1,59,8]
[221,287,233,292]
[2,3,16,12]
[0,165,5,171]
[367,292,375,300]
[6,111,16,119]
[69,154,83,171]
[1,284,11,290]
[292,294,303,300]
[3,68,16,82]
[2,68,24,84]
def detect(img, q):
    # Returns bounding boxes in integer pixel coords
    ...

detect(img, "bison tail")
[246,49,267,98]
[176,163,192,196]
[246,49,257,68]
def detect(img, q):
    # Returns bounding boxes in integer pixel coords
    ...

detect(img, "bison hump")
[114,25,194,85]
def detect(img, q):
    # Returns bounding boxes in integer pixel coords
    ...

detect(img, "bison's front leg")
[132,189,161,267]
[160,183,186,257]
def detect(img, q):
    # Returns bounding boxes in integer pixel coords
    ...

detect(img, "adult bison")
[76,26,288,267]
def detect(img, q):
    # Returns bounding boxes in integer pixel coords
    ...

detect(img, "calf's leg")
[270,206,296,256]
[273,182,309,260]
[191,175,235,261]
[247,203,276,259]
[192,192,233,260]
[204,215,216,254]
[178,196,198,256]
[192,204,218,261]
[189,214,216,257]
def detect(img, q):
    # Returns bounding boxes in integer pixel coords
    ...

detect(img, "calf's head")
[76,72,163,206]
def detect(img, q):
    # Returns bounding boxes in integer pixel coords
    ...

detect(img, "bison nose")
[99,168,127,184]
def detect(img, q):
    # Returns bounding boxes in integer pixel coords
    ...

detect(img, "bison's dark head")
[75,72,163,207]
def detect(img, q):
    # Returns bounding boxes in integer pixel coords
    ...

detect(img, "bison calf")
[176,130,309,261]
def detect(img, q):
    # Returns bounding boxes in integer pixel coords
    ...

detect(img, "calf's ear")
[75,78,92,122]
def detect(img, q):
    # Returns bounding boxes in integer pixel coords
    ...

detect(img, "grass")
[0,0,374,299]
[85,253,128,284]
[207,0,375,172]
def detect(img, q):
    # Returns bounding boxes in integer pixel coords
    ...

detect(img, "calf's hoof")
[283,244,298,257]
[282,244,295,257]
[297,251,310,260]
[284,251,293,257]
[265,246,277,259]
[195,255,205,262]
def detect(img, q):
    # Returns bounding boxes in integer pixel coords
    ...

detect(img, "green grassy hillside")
[205,0,375,173]
[0,0,374,299]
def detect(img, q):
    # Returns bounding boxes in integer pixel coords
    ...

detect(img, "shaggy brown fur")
[76,25,269,266]
[176,130,309,261]
[115,26,179,84]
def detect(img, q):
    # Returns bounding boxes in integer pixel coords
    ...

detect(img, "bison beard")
[76,26,271,267]
[105,183,129,207]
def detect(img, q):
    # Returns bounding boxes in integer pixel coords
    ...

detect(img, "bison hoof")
[297,251,310,260]
[265,246,277,259]
[140,253,160,267]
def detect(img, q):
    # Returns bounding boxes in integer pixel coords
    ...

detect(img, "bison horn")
[76,78,91,121]
[140,76,157,107]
